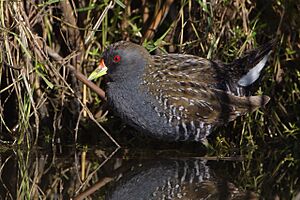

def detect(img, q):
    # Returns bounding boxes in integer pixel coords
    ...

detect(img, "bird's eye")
[113,55,121,63]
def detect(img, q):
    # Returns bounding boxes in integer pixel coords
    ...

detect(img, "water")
[0,141,299,200]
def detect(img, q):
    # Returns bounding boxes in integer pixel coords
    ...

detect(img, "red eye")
[113,55,121,63]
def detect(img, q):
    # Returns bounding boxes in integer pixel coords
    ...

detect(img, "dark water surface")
[0,140,299,200]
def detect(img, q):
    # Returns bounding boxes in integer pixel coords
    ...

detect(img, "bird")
[88,40,274,142]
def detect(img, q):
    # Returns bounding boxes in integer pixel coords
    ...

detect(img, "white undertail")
[238,52,271,87]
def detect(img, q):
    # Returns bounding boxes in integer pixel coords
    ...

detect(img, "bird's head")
[88,41,150,81]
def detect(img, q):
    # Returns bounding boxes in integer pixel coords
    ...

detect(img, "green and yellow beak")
[88,59,108,80]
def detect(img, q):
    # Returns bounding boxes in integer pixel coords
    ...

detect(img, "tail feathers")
[226,93,270,110]
[247,95,270,109]
[229,39,276,87]
[219,94,270,123]
[228,95,270,121]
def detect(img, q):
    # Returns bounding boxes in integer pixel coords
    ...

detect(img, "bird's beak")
[88,59,108,80]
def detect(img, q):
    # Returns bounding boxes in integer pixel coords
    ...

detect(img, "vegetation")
[0,0,299,199]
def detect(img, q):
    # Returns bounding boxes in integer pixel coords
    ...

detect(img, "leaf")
[115,0,125,8]
[35,63,54,89]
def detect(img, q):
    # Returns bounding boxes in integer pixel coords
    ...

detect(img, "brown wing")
[150,54,227,87]
[143,54,269,126]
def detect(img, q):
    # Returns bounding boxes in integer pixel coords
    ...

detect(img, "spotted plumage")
[89,40,275,142]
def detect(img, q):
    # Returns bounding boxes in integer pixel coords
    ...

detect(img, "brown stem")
[46,46,106,101]
[73,177,113,200]
[142,0,174,42]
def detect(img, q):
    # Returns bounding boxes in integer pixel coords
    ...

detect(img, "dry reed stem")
[84,1,115,45]
[74,146,120,195]
[142,0,174,42]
